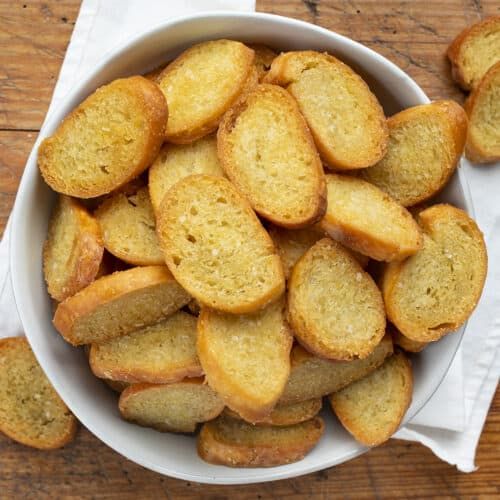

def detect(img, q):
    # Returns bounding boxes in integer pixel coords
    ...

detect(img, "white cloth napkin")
[1,0,498,474]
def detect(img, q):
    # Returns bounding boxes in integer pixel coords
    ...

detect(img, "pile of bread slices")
[28,26,494,466]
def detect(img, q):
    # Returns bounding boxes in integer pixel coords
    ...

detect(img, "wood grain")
[0,0,498,497]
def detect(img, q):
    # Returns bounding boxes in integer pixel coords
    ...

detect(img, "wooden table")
[1,1,499,497]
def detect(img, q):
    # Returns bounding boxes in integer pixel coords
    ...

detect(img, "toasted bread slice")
[280,335,393,404]
[288,238,386,360]
[268,226,368,279]
[104,379,129,393]
[249,44,277,81]
[319,174,423,261]
[389,324,427,353]
[264,50,388,170]
[198,415,324,467]
[53,266,191,346]
[0,337,77,449]
[43,195,104,301]
[158,40,255,143]
[382,204,487,342]
[148,135,224,213]
[89,311,201,384]
[329,352,413,447]
[223,398,322,427]
[119,378,224,433]
[218,84,326,228]
[197,299,292,422]
[95,186,163,266]
[447,16,500,90]
[157,175,285,314]
[464,61,500,163]
[38,76,167,198]
[359,101,468,207]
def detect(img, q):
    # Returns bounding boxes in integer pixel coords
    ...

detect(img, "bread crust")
[38,76,168,198]
[157,174,285,314]
[264,50,388,170]
[0,337,78,449]
[389,324,427,353]
[197,416,324,467]
[158,40,256,143]
[319,174,423,261]
[329,352,413,447]
[43,196,104,301]
[464,61,500,163]
[217,84,326,228]
[288,238,386,360]
[447,16,500,90]
[382,204,487,342]
[119,378,224,433]
[53,266,190,345]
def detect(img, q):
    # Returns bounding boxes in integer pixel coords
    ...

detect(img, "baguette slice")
[218,84,326,228]
[157,175,285,314]
[319,174,423,261]
[280,335,393,404]
[95,186,163,265]
[264,50,388,170]
[43,195,104,301]
[148,135,224,213]
[53,266,191,345]
[119,379,224,433]
[447,16,500,90]
[38,76,167,198]
[104,379,129,393]
[0,337,77,449]
[89,311,201,384]
[288,238,386,360]
[249,44,277,81]
[464,61,500,163]
[198,416,324,467]
[158,40,255,143]
[223,398,322,427]
[390,325,427,353]
[329,352,413,447]
[197,299,292,422]
[382,204,487,342]
[268,226,368,279]
[359,101,468,207]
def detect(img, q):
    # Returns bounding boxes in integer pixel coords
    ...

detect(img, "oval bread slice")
[148,135,224,213]
[223,398,322,427]
[43,195,104,301]
[319,174,423,261]
[390,326,427,353]
[53,266,191,345]
[38,76,168,198]
[288,238,386,360]
[197,416,324,467]
[197,299,292,422]
[464,61,500,163]
[359,101,468,207]
[89,311,201,384]
[280,335,393,404]
[95,186,163,265]
[0,337,77,449]
[447,16,500,90]
[157,175,285,314]
[382,204,487,342]
[119,379,224,433]
[329,352,413,447]
[158,40,255,143]
[264,50,388,170]
[218,84,326,228]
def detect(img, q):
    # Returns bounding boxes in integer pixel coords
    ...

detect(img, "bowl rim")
[10,10,474,484]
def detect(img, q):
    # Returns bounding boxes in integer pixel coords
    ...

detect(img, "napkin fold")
[1,0,498,474]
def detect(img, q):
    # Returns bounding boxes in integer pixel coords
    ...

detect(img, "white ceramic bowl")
[10,12,473,484]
